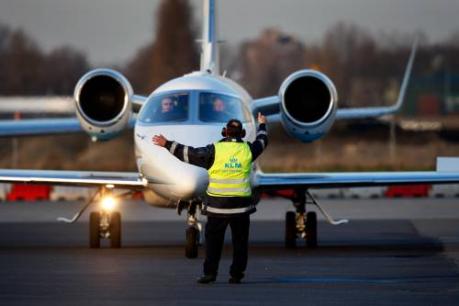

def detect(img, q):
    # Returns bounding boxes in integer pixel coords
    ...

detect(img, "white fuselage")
[134,72,257,207]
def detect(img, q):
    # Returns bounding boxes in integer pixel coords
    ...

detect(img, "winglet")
[391,37,419,112]
[335,38,419,120]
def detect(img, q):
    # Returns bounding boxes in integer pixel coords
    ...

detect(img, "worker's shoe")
[228,277,242,284]
[229,271,244,284]
[197,274,216,284]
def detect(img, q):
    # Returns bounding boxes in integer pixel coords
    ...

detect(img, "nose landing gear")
[179,201,202,259]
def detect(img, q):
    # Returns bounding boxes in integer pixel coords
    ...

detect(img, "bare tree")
[125,0,199,94]
[238,28,305,98]
[0,25,89,96]
[44,47,90,95]
[1,29,44,94]
[320,23,378,105]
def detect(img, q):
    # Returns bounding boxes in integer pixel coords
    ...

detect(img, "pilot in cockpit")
[156,96,185,122]
[212,97,225,112]
[208,95,231,122]
[160,97,175,114]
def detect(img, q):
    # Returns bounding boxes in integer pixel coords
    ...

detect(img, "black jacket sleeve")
[164,141,215,170]
[163,123,267,167]
[248,123,268,161]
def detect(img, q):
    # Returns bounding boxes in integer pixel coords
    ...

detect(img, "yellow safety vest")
[207,142,253,197]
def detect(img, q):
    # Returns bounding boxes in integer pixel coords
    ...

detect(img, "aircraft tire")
[110,212,122,248]
[185,227,199,259]
[89,211,100,248]
[285,211,296,248]
[306,211,317,248]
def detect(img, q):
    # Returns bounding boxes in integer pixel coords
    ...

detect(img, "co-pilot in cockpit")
[199,93,251,123]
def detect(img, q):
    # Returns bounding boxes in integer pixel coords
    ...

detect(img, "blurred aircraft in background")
[0,0,458,257]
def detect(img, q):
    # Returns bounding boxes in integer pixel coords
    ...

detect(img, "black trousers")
[203,214,250,278]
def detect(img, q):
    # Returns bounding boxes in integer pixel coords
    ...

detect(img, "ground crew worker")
[152,113,268,284]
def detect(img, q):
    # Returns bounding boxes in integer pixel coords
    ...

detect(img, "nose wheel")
[180,201,202,259]
[185,226,200,258]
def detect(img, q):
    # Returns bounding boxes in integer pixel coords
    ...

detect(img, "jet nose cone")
[137,140,209,201]
[177,167,208,199]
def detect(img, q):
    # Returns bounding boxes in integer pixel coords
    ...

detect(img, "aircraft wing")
[0,169,148,189]
[0,118,82,137]
[251,39,417,122]
[0,95,147,114]
[0,94,145,137]
[131,95,148,113]
[250,96,281,122]
[0,96,74,114]
[0,116,138,137]
[254,170,459,190]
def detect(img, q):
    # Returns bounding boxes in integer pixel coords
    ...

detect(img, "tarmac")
[0,198,459,305]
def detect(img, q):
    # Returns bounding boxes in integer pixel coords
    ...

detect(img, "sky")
[0,0,458,65]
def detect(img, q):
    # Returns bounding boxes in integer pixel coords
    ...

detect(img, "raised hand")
[257,112,267,124]
[152,134,168,147]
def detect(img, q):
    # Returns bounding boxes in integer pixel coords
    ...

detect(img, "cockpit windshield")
[138,93,189,124]
[199,93,250,123]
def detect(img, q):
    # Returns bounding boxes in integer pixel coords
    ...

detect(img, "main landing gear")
[57,186,134,249]
[178,201,203,259]
[285,190,348,248]
[89,210,121,248]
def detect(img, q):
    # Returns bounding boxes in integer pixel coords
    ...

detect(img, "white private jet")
[1,0,459,257]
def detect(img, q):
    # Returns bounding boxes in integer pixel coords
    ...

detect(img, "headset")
[222,119,246,138]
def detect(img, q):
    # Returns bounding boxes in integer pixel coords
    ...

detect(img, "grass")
[0,126,458,173]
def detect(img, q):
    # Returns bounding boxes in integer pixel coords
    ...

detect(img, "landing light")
[100,196,117,212]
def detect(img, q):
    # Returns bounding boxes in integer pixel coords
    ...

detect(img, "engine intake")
[279,70,338,142]
[79,75,126,122]
[74,69,133,141]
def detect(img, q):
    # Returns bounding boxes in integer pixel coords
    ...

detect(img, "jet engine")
[279,70,338,142]
[74,69,133,141]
